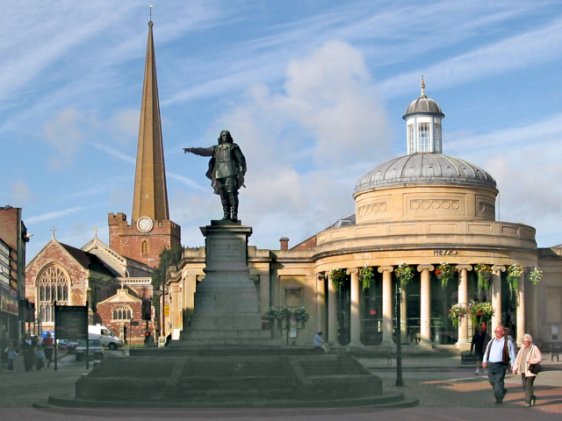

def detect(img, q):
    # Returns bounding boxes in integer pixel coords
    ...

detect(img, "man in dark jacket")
[471,323,490,375]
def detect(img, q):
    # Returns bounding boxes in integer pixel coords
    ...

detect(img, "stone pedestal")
[181,220,271,345]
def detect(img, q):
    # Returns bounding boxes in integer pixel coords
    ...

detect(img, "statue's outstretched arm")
[183,146,214,157]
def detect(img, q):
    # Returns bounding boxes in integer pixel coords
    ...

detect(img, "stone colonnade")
[320,264,526,347]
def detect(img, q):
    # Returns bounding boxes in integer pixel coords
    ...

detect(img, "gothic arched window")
[112,305,132,321]
[37,264,70,323]
[141,240,148,255]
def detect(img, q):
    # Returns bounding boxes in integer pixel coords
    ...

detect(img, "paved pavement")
[0,349,561,420]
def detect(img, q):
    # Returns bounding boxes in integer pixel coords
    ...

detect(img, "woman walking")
[512,333,542,407]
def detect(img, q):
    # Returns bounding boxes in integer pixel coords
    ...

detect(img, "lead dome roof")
[355,153,497,194]
[403,95,444,118]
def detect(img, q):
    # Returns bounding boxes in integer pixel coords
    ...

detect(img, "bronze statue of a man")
[183,130,247,222]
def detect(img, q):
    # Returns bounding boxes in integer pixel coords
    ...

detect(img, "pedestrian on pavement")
[35,344,46,370]
[313,331,326,351]
[20,333,35,372]
[42,332,54,367]
[471,323,490,375]
[144,331,154,347]
[482,324,516,404]
[512,333,542,407]
[4,341,18,371]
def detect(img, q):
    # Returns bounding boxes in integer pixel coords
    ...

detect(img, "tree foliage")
[151,245,183,303]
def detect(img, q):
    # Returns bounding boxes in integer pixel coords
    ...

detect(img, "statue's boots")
[222,203,231,220]
[230,194,239,222]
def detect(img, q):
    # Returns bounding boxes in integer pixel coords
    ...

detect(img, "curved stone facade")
[168,84,562,350]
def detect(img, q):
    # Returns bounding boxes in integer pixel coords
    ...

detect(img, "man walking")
[482,324,516,404]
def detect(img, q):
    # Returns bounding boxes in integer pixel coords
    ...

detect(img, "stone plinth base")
[180,221,270,346]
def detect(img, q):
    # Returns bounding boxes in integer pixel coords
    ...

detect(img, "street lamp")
[395,280,404,387]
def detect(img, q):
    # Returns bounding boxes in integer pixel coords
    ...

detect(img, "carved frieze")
[357,201,387,217]
[410,199,460,211]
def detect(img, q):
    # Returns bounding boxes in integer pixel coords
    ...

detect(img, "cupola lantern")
[403,77,445,154]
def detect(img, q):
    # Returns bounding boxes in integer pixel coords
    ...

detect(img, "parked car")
[75,338,104,361]
[57,338,78,352]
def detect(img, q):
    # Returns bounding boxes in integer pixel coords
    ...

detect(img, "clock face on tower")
[137,216,154,233]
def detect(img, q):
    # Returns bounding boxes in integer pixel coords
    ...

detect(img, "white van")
[88,324,124,350]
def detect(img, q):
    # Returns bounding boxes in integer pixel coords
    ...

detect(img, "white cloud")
[26,207,83,224]
[110,109,139,143]
[380,17,562,97]
[89,142,135,165]
[177,41,392,248]
[446,115,562,247]
[43,108,85,170]
[10,180,33,205]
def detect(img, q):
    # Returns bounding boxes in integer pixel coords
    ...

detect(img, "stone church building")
[166,79,562,349]
[24,20,180,345]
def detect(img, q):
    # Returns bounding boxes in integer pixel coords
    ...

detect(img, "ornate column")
[378,266,394,346]
[327,270,338,345]
[169,283,181,339]
[491,265,505,330]
[516,272,526,346]
[183,273,199,330]
[348,268,361,346]
[316,273,326,334]
[456,265,472,348]
[418,264,434,346]
[257,272,270,317]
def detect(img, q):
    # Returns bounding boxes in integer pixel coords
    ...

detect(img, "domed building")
[167,80,562,350]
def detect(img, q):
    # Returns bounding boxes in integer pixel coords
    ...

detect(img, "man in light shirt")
[482,324,516,404]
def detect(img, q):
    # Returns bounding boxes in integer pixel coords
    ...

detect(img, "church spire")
[131,20,170,223]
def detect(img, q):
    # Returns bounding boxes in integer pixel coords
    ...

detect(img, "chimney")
[279,237,289,251]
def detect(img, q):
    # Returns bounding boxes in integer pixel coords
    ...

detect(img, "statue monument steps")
[44,348,418,408]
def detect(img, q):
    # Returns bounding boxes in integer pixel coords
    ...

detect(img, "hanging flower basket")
[358,265,375,290]
[475,263,492,291]
[468,301,494,326]
[437,263,455,288]
[329,268,347,290]
[262,306,291,330]
[448,303,467,328]
[293,306,309,325]
[263,306,283,320]
[507,263,523,300]
[395,263,414,287]
[528,267,543,286]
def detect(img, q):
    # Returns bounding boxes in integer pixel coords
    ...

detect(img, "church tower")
[108,19,181,268]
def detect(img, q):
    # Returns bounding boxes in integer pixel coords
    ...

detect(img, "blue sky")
[2,0,562,261]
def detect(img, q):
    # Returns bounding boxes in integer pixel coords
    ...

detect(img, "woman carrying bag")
[512,333,542,407]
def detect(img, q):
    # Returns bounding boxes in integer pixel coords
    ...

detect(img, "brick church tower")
[108,20,180,268]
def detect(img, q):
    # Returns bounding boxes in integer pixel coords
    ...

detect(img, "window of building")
[418,123,430,151]
[37,264,69,323]
[434,123,442,153]
[141,241,148,255]
[112,305,133,321]
[408,124,415,153]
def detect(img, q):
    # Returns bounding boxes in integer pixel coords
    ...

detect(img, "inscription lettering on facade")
[210,241,243,261]
[433,249,458,256]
